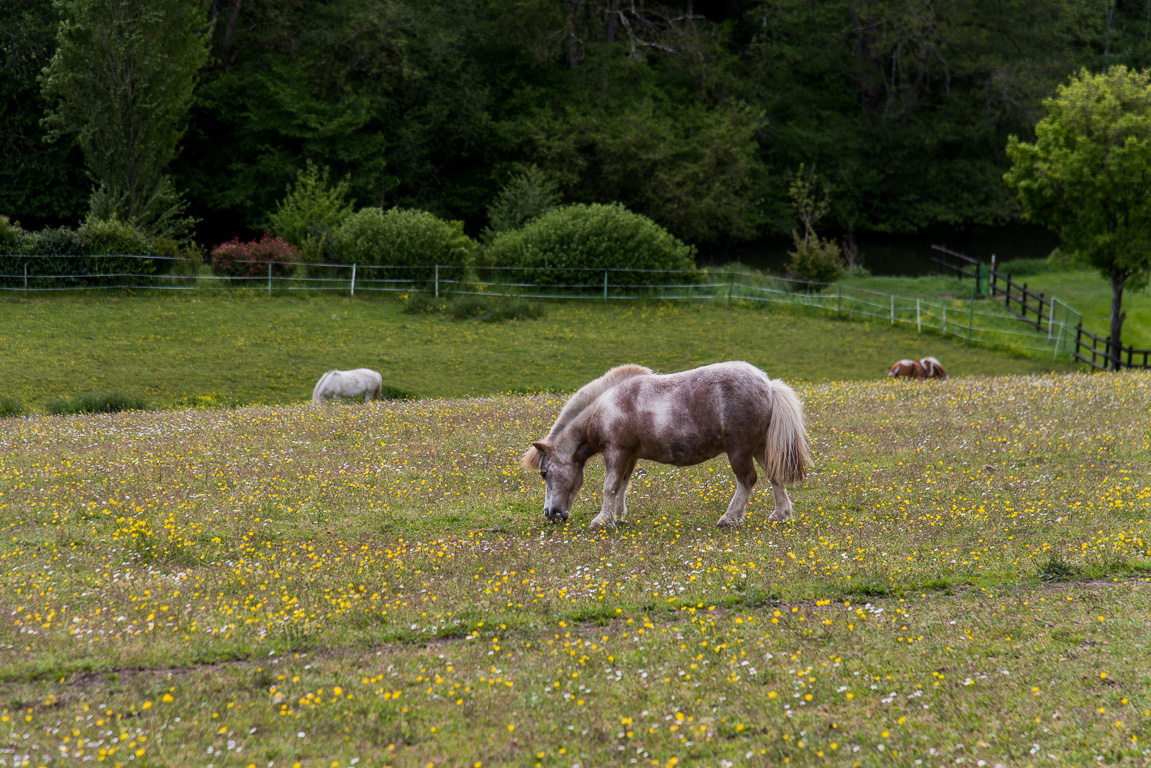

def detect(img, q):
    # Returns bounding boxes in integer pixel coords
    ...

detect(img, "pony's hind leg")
[589,451,636,531]
[768,481,793,522]
[716,451,757,527]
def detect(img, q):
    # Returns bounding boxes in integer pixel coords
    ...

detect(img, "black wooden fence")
[931,245,1151,370]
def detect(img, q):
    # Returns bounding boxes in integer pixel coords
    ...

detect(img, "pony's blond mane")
[520,364,652,470]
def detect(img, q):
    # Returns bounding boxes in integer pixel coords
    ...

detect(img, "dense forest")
[5,0,1151,248]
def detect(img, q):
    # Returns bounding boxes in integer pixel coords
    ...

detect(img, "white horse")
[521,361,812,530]
[311,368,383,404]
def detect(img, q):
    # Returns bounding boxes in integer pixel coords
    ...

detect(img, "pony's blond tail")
[764,379,812,484]
[312,370,335,404]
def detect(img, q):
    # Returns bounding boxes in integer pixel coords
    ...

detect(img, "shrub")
[483,203,697,287]
[446,295,545,322]
[482,165,561,242]
[0,215,20,252]
[4,226,89,288]
[210,234,299,280]
[378,384,420,401]
[0,397,26,418]
[401,292,446,315]
[332,207,475,281]
[46,392,147,415]
[787,230,844,291]
[268,161,354,249]
[997,257,1049,277]
[80,216,158,284]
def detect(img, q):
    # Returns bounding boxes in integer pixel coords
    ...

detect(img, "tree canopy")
[6,0,1151,246]
[1006,65,1151,368]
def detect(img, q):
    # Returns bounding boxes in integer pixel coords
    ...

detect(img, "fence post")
[837,285,842,318]
[1075,323,1082,363]
[916,299,921,333]
[890,295,894,325]
[350,263,356,297]
[967,281,975,344]
[24,262,28,297]
[1005,274,1011,309]
[603,270,608,303]
[435,265,439,299]
[1053,319,1063,363]
[1048,297,1055,340]
[942,306,947,335]
[727,273,734,307]
[268,262,272,296]
[990,253,996,296]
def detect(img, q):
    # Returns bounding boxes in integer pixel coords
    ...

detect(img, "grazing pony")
[311,368,383,404]
[887,356,948,380]
[520,361,812,530]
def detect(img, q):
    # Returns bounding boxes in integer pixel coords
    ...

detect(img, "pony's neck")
[553,408,597,463]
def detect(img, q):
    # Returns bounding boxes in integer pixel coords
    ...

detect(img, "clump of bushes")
[787,230,844,291]
[0,215,164,288]
[446,295,545,322]
[481,165,561,243]
[210,234,299,280]
[483,203,697,287]
[269,162,354,273]
[46,392,147,415]
[0,397,26,419]
[332,208,475,281]
[401,292,445,315]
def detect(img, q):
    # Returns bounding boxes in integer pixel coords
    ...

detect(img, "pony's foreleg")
[589,452,636,531]
[717,452,757,527]
[767,481,793,523]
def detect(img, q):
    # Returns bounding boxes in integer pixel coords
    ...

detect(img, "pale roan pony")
[887,356,948,380]
[520,361,812,530]
[311,368,383,404]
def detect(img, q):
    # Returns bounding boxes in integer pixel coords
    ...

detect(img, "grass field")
[843,268,1151,351]
[1,371,1148,766]
[0,293,1077,412]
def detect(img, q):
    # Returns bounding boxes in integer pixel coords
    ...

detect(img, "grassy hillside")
[0,293,1076,411]
[1,373,1148,764]
[843,267,1151,350]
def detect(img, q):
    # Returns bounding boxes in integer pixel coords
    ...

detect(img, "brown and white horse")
[887,356,948,380]
[520,361,812,530]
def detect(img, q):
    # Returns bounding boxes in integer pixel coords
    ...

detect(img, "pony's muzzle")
[544,507,569,523]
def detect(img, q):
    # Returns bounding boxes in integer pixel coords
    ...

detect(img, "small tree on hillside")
[1005,66,1151,370]
[786,164,843,289]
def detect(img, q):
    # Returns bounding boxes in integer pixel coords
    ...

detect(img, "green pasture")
[0,372,1148,766]
[0,292,1076,412]
[843,267,1151,350]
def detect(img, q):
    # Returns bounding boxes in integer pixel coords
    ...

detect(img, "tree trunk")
[1108,265,1128,371]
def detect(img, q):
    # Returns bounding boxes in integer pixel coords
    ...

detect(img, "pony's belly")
[638,437,726,467]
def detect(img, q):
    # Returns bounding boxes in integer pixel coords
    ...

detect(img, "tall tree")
[0,0,87,225]
[40,0,211,232]
[1005,65,1151,370]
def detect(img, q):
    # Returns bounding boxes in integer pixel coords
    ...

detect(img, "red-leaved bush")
[210,234,299,278]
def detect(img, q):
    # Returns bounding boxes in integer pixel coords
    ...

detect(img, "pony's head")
[520,440,588,523]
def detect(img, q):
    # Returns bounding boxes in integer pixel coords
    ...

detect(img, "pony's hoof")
[716,517,735,528]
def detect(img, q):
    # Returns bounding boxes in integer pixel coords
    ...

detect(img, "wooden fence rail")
[931,245,1151,370]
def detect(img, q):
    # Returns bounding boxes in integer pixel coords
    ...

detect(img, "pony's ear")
[520,441,549,471]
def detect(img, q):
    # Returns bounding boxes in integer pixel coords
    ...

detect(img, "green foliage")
[0,226,87,288]
[483,203,697,287]
[0,0,88,223]
[377,384,420,401]
[0,216,21,252]
[332,208,476,279]
[446,295,545,323]
[787,230,845,290]
[268,161,354,255]
[45,392,147,415]
[996,258,1049,277]
[79,216,159,283]
[41,0,210,230]
[1005,65,1151,364]
[788,164,831,242]
[482,165,560,242]
[401,293,445,316]
[87,176,198,243]
[0,398,26,418]
[528,101,766,244]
